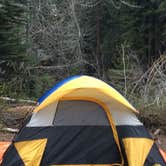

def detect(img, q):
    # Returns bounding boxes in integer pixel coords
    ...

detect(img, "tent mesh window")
[48,100,122,165]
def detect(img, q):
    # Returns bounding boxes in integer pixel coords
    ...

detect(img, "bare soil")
[0,105,166,151]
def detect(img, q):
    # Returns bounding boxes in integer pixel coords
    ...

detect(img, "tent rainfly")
[1,75,166,166]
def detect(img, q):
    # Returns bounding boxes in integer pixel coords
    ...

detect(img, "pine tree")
[0,0,26,80]
[0,0,28,97]
[119,0,166,67]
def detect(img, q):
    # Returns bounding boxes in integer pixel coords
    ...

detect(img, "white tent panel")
[27,102,58,127]
[108,105,142,126]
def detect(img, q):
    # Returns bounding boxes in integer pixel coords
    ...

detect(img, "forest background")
[0,0,166,113]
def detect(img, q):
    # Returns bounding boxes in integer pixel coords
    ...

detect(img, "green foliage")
[25,74,55,99]
[0,0,29,97]
[0,0,26,78]
[118,0,166,66]
[0,0,166,104]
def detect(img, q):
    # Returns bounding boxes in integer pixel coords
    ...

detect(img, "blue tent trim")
[38,75,81,104]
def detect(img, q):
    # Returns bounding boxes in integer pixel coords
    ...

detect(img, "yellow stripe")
[14,139,47,166]
[34,76,137,113]
[123,138,153,166]
[60,97,124,166]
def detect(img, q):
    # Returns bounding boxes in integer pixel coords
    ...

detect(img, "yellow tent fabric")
[123,138,154,166]
[34,76,137,113]
[14,139,47,166]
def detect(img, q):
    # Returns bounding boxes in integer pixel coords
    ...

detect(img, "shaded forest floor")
[0,104,166,151]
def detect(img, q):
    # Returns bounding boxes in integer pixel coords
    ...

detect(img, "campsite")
[0,0,166,165]
[0,75,166,165]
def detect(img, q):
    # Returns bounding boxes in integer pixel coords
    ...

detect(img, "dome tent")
[2,75,165,166]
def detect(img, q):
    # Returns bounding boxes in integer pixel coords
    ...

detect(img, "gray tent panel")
[53,100,110,126]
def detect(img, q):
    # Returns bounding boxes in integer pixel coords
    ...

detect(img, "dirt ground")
[0,105,166,151]
[0,105,35,141]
